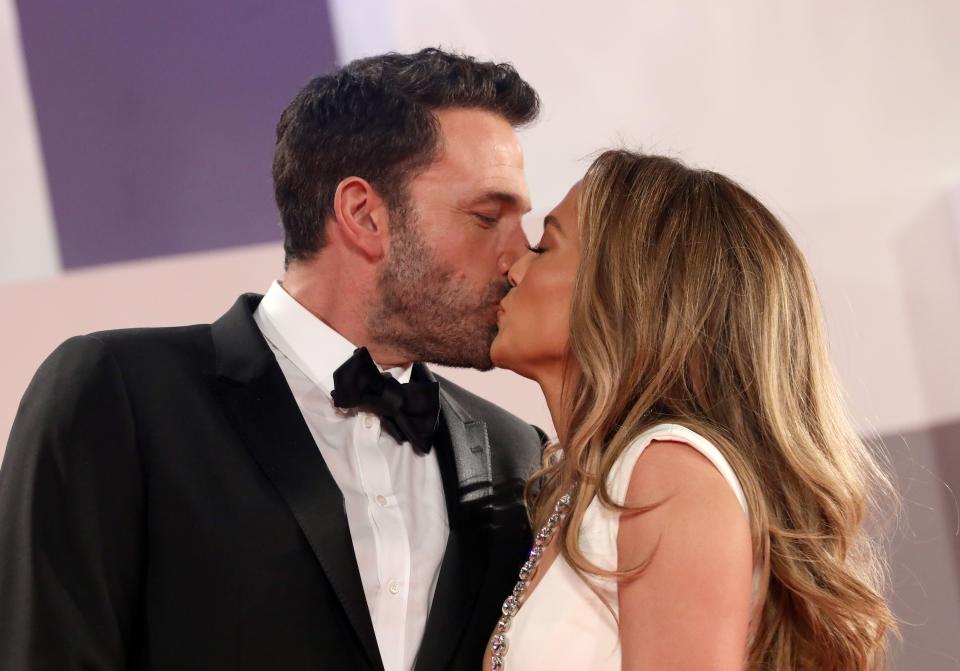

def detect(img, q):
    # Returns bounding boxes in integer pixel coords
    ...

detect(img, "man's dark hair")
[272,48,540,264]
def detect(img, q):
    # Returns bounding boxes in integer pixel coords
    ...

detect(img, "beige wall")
[386,0,960,437]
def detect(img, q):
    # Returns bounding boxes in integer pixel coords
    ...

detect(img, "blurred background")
[1,0,958,666]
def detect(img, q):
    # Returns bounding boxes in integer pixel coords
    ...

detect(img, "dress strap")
[605,423,749,515]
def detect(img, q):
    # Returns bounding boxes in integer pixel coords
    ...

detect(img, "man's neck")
[280,262,413,369]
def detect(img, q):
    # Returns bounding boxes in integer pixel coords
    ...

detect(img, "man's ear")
[332,176,389,259]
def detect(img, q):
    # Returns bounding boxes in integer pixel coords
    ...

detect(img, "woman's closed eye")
[527,243,546,254]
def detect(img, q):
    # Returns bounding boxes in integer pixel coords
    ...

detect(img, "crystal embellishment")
[518,561,534,581]
[488,486,575,670]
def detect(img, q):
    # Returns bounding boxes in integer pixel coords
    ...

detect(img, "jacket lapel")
[414,366,495,671]
[211,295,384,671]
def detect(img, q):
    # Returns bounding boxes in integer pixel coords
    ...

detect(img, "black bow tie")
[331,347,440,454]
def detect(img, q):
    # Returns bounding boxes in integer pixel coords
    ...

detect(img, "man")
[0,49,544,671]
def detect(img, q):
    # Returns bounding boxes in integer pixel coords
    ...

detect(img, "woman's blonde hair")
[528,150,897,670]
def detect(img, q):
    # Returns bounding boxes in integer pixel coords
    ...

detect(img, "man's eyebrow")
[467,191,532,213]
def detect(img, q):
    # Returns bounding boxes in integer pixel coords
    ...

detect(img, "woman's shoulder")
[606,423,749,516]
[613,426,755,668]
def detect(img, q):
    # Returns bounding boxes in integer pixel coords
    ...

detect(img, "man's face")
[368,108,531,370]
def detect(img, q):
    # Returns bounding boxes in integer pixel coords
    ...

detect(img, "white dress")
[500,423,750,670]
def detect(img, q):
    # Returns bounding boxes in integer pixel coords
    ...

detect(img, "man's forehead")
[434,109,523,164]
[417,111,531,211]
[436,132,523,172]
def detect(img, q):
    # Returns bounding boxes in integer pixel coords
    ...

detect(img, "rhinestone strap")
[489,489,574,670]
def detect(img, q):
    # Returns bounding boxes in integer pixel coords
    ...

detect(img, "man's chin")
[425,335,496,370]
[383,314,499,370]
[430,348,495,371]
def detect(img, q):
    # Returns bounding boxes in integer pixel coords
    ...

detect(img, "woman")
[485,151,896,670]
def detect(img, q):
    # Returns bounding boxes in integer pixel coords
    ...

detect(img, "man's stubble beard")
[367,206,510,370]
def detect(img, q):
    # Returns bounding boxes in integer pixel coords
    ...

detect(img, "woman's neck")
[536,360,578,444]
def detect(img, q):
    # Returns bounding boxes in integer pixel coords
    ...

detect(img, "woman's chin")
[489,334,507,369]
[489,333,515,372]
[490,338,536,381]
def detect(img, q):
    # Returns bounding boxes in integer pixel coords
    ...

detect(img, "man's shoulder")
[433,372,546,488]
[433,372,547,447]
[80,322,213,363]
[18,324,217,434]
[75,293,258,358]
[85,322,211,348]
[40,323,216,386]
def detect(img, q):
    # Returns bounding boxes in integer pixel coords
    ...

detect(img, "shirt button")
[363,415,374,429]
[388,580,400,595]
[375,494,388,507]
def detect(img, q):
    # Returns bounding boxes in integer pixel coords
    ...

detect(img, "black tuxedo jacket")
[0,295,544,671]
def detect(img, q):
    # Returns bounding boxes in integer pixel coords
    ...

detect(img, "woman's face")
[490,182,581,381]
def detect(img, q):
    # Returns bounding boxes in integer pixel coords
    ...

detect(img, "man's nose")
[507,251,533,288]
[497,226,530,275]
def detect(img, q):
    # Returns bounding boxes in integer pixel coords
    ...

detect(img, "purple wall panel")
[16,1,337,268]
[881,419,960,668]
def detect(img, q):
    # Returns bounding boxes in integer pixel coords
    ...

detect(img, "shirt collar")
[254,280,413,396]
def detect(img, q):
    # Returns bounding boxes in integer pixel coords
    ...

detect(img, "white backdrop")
[367,0,960,437]
[0,0,59,283]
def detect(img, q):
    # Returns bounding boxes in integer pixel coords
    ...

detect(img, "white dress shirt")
[253,281,449,671]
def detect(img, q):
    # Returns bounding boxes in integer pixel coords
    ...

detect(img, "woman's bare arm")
[617,440,753,671]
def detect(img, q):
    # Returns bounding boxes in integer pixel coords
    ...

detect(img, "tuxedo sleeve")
[0,335,145,671]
